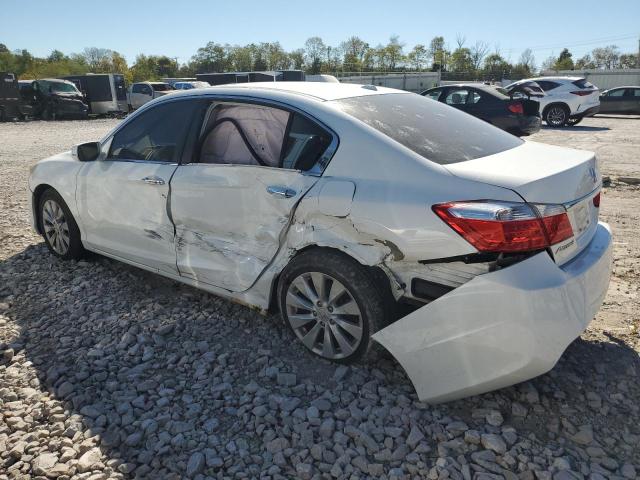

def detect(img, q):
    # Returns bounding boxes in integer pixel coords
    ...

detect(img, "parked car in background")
[0,72,23,121]
[173,81,211,90]
[28,82,612,403]
[127,82,174,110]
[64,74,128,116]
[19,79,88,120]
[598,87,640,114]
[421,83,541,136]
[505,77,600,127]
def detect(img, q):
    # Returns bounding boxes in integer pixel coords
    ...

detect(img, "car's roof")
[604,85,640,90]
[168,81,405,102]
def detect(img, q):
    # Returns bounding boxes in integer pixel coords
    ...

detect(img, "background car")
[28,83,611,403]
[127,81,174,110]
[421,83,541,136]
[598,86,640,114]
[505,76,600,127]
[173,81,211,90]
[19,78,88,120]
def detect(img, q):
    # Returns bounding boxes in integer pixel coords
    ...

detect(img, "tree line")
[1,36,638,83]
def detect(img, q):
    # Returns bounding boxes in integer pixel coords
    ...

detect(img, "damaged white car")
[28,82,613,402]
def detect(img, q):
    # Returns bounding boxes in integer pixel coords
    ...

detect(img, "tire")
[544,104,569,128]
[38,189,85,260]
[41,105,52,121]
[277,249,386,364]
[0,107,6,122]
[566,116,583,126]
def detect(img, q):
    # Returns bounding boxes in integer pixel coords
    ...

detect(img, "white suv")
[506,76,600,127]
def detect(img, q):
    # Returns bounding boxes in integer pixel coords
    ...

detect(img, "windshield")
[39,80,80,94]
[331,93,522,165]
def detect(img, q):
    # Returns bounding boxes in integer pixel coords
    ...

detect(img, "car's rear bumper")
[373,222,612,403]
[516,115,541,135]
[573,105,600,118]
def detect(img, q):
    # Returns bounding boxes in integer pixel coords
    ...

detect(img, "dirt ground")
[0,114,639,479]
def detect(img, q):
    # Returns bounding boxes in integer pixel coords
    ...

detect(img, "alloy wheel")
[42,199,70,255]
[547,107,566,127]
[285,272,364,360]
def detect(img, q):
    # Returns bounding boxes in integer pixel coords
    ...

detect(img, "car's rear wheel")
[278,250,386,364]
[544,105,569,127]
[38,189,84,260]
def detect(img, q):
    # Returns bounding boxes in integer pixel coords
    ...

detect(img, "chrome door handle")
[141,176,165,185]
[267,185,297,198]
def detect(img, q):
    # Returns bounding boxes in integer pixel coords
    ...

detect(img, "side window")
[537,81,560,92]
[142,85,152,95]
[109,100,202,163]
[197,103,332,172]
[131,84,142,94]
[445,89,469,105]
[281,113,332,171]
[633,89,640,97]
[608,89,625,97]
[199,103,290,167]
[423,89,442,101]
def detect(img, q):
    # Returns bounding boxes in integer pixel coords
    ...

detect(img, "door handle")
[141,175,165,185]
[267,185,296,198]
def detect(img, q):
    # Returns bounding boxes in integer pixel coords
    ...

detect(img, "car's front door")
[170,100,335,292]
[76,98,204,274]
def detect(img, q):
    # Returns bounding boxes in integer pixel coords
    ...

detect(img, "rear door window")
[332,93,522,165]
[608,89,626,97]
[444,89,469,105]
[537,81,561,91]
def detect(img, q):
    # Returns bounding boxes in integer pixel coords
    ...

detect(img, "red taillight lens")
[433,201,574,253]
[508,102,524,114]
[593,192,601,207]
[570,90,592,96]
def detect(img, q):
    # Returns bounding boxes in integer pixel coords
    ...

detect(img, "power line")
[503,33,637,55]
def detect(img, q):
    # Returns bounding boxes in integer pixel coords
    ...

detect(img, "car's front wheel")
[38,189,84,260]
[544,105,569,127]
[278,250,386,363]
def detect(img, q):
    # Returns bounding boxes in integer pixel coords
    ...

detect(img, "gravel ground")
[1,117,639,480]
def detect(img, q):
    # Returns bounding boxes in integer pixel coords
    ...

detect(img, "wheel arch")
[267,244,396,317]
[542,101,570,118]
[32,183,56,234]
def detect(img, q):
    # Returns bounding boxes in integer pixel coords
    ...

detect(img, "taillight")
[570,90,593,96]
[432,201,574,253]
[508,102,524,114]
[593,192,601,207]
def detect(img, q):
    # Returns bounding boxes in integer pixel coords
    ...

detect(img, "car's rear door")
[442,88,471,113]
[601,88,626,113]
[76,98,204,274]
[170,99,336,292]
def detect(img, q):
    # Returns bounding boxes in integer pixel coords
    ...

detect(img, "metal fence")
[542,69,640,90]
[335,69,640,92]
[336,72,440,93]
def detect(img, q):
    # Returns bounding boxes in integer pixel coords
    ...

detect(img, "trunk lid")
[444,141,601,265]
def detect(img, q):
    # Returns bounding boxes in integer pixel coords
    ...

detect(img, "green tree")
[341,36,368,71]
[553,48,574,70]
[429,36,446,71]
[407,44,428,71]
[304,37,326,74]
[483,53,511,79]
[449,47,473,73]
[619,53,638,69]
[575,54,595,69]
[592,45,620,69]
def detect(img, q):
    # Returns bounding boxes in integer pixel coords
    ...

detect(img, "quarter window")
[536,81,560,92]
[108,100,202,163]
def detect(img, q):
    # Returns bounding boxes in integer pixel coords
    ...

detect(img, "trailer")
[63,73,128,116]
[0,72,23,121]
[196,70,305,86]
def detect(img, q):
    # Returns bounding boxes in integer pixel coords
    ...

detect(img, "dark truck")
[19,78,88,120]
[0,72,23,121]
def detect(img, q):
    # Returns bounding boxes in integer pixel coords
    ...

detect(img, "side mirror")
[73,142,101,162]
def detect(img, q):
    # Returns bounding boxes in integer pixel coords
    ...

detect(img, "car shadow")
[2,243,639,476]
[542,125,610,132]
[594,114,640,120]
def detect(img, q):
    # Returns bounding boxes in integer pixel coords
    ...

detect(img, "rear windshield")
[152,83,172,91]
[572,79,595,89]
[331,93,522,165]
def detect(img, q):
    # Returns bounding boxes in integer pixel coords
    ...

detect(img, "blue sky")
[2,0,639,66]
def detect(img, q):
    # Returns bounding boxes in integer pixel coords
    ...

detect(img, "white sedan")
[28,82,612,403]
